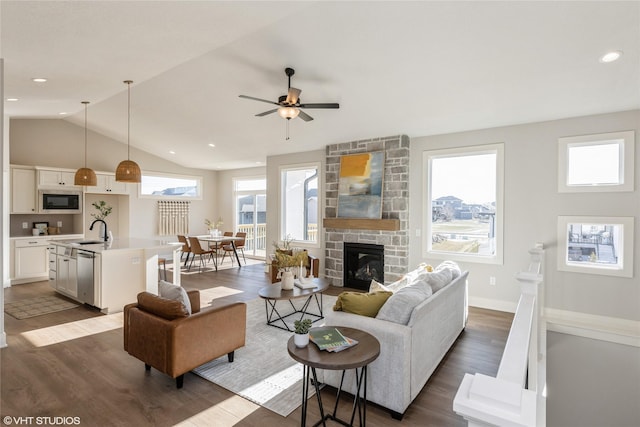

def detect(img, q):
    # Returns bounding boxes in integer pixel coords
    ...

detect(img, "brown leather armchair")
[124,290,246,388]
[270,250,319,283]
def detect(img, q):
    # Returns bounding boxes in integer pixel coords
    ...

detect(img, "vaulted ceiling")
[2,1,639,170]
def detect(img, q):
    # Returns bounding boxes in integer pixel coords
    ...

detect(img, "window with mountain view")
[423,143,503,264]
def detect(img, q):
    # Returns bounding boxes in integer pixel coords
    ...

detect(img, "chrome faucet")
[89,219,108,242]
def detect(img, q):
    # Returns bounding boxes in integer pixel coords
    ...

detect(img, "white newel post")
[453,245,545,427]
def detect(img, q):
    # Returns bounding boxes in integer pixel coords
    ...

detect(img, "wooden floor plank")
[1,262,513,426]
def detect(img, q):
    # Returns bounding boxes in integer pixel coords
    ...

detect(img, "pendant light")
[115,80,141,183]
[74,101,98,186]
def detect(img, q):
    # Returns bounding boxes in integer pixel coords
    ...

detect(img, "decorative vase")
[294,332,310,348]
[281,270,295,290]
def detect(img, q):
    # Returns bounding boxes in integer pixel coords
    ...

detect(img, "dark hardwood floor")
[1,262,513,426]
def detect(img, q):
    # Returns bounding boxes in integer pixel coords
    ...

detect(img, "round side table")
[288,326,380,427]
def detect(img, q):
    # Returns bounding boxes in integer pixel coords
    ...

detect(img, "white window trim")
[557,216,634,278]
[233,175,266,233]
[279,162,321,248]
[422,143,504,265]
[558,130,635,193]
[138,170,203,200]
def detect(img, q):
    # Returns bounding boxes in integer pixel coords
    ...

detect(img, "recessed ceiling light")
[208,143,215,148]
[255,161,262,165]
[59,112,68,115]
[32,78,47,83]
[169,150,176,155]
[600,50,623,63]
[6,98,18,102]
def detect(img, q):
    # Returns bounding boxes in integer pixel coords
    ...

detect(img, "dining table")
[197,235,244,270]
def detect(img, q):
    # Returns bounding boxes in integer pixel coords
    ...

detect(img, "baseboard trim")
[469,296,517,313]
[545,308,640,348]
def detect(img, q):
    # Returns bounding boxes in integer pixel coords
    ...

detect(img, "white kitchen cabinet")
[56,251,78,298]
[38,168,79,188]
[86,173,129,195]
[14,239,49,280]
[10,167,37,213]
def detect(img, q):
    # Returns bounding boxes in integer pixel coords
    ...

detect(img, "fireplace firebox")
[343,242,384,290]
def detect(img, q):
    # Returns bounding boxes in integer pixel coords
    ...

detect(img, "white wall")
[266,149,325,266]
[9,119,218,240]
[409,109,640,321]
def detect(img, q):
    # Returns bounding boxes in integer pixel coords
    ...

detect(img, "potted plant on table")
[91,200,112,240]
[293,318,313,348]
[274,250,308,290]
[205,217,223,236]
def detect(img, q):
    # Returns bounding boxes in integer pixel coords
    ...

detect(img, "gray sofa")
[318,269,468,419]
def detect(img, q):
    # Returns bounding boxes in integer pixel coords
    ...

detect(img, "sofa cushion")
[375,280,433,325]
[333,291,393,317]
[435,260,461,279]
[159,280,192,315]
[369,279,392,293]
[137,292,189,320]
[426,268,453,293]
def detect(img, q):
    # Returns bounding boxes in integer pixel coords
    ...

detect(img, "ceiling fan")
[239,67,339,122]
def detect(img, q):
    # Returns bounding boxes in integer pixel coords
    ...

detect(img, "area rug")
[167,257,263,275]
[4,294,80,320]
[193,294,337,417]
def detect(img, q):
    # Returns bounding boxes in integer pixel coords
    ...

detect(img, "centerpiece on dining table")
[204,217,224,237]
[273,237,310,290]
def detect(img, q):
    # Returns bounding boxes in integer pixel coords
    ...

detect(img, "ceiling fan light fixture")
[278,106,300,119]
[74,101,97,186]
[116,80,142,183]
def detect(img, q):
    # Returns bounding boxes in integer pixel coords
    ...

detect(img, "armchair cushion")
[159,280,192,314]
[137,292,189,320]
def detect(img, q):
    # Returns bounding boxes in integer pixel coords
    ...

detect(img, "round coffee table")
[258,278,329,331]
[288,327,380,427]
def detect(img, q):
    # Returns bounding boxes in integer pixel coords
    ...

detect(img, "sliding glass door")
[234,178,267,259]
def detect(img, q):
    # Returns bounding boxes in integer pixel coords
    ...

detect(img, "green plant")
[294,318,312,335]
[91,201,112,220]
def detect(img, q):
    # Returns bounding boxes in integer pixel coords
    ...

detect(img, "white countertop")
[48,238,181,253]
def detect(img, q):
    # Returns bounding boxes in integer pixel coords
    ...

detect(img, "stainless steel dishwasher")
[76,249,96,305]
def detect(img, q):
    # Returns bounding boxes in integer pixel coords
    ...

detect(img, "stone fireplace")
[324,135,410,287]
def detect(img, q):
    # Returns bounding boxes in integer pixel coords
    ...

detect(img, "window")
[423,143,504,264]
[280,164,320,244]
[558,131,635,192]
[557,216,634,277]
[234,177,267,258]
[140,172,202,199]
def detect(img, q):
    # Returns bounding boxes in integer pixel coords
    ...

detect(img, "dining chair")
[221,232,246,265]
[177,235,192,267]
[187,237,215,272]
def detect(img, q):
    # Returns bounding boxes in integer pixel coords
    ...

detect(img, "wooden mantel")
[323,218,400,231]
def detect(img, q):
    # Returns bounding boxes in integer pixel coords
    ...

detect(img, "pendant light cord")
[82,101,89,167]
[126,80,132,160]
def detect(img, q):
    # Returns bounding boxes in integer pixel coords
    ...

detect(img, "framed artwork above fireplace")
[337,151,385,219]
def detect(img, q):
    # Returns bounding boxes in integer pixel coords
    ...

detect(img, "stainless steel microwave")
[38,190,83,214]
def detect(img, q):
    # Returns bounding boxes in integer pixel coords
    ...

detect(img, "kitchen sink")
[73,240,104,245]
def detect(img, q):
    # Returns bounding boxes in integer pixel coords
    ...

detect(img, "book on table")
[309,327,357,352]
[294,279,316,289]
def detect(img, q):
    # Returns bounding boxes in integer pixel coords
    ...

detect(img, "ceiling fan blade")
[239,95,279,105]
[285,87,301,105]
[297,110,314,122]
[298,103,340,109]
[256,108,278,117]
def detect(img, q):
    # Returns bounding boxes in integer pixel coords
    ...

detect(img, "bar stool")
[158,257,167,281]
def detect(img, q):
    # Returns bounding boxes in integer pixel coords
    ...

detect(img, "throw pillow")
[158,280,192,315]
[137,292,189,320]
[369,279,392,293]
[333,291,393,317]
[435,260,462,279]
[375,280,433,325]
[426,268,453,293]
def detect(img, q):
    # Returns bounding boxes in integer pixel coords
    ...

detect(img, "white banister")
[453,245,545,427]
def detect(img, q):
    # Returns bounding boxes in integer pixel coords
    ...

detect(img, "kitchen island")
[48,238,181,314]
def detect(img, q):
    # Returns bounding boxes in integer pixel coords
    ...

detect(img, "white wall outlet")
[22,222,28,229]
[489,276,496,286]
[57,221,63,227]
[415,229,421,237]
[131,257,140,265]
